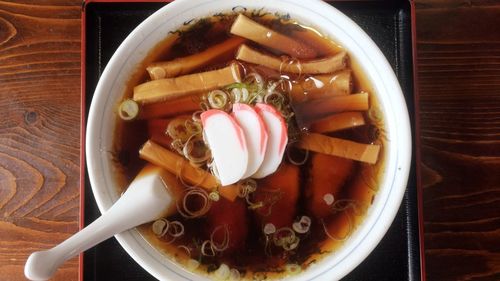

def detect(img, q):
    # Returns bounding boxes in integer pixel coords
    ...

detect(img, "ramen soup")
[113,11,386,280]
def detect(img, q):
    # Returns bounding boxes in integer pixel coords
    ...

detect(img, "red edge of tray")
[79,1,425,280]
[79,2,86,280]
[409,0,426,280]
[79,1,173,280]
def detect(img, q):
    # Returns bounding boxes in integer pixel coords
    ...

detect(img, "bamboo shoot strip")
[134,63,241,104]
[138,96,200,119]
[290,27,342,56]
[290,70,352,102]
[236,44,347,74]
[295,133,380,164]
[310,112,365,133]
[305,71,352,96]
[293,92,368,124]
[139,140,239,201]
[230,14,317,59]
[329,70,353,95]
[147,37,246,80]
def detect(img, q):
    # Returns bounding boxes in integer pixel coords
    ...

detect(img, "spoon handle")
[25,166,177,281]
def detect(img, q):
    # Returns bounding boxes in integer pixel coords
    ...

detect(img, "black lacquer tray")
[82,1,420,280]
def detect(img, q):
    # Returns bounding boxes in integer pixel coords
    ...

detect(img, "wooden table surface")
[0,0,499,280]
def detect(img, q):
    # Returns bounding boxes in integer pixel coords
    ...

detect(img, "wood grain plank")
[0,1,81,280]
[416,1,500,280]
[0,220,79,281]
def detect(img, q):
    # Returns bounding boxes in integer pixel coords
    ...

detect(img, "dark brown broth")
[113,12,386,280]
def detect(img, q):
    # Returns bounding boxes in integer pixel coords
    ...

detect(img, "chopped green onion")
[237,178,257,198]
[229,268,241,280]
[168,221,185,238]
[214,263,230,280]
[230,87,250,103]
[282,235,300,250]
[263,223,276,235]
[182,134,210,164]
[201,240,216,257]
[152,218,169,237]
[245,194,263,210]
[292,215,311,234]
[273,227,295,247]
[210,225,229,252]
[186,259,200,270]
[287,147,309,166]
[170,139,184,155]
[118,99,139,120]
[184,119,202,134]
[367,101,383,123]
[207,89,229,109]
[177,187,211,218]
[192,110,203,122]
[244,72,264,91]
[285,264,302,275]
[177,245,191,257]
[167,118,191,141]
[209,191,220,201]
[323,193,335,206]
[225,82,251,90]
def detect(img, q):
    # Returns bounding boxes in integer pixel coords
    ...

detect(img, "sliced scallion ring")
[207,89,229,109]
[208,191,220,202]
[118,99,139,120]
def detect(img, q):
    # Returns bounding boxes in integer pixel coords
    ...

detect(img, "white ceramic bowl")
[86,0,412,280]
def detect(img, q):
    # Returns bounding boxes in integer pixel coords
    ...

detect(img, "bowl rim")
[86,0,412,280]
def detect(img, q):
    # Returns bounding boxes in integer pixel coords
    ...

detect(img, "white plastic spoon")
[24,165,183,281]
